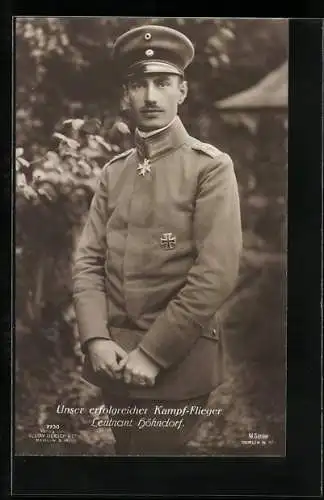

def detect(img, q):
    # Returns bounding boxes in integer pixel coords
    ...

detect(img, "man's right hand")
[87,338,127,380]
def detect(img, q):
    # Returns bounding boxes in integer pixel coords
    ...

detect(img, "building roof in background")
[215,61,288,111]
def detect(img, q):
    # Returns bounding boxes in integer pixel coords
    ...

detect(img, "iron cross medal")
[137,158,151,177]
[160,232,177,250]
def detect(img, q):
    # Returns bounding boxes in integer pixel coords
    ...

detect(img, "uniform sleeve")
[138,153,243,369]
[72,167,111,352]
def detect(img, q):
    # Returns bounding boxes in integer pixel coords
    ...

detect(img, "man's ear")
[178,79,188,105]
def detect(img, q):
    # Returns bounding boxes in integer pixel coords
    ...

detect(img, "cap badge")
[144,33,152,40]
[145,48,154,57]
[160,233,177,250]
[137,158,151,177]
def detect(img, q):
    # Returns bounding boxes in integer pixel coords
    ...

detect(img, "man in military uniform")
[72,24,242,455]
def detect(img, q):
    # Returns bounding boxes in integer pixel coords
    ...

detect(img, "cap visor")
[127,60,183,76]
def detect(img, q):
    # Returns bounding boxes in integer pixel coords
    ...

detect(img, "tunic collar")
[134,115,190,162]
[136,116,177,139]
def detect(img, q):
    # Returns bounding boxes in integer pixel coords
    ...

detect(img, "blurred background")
[15,17,288,455]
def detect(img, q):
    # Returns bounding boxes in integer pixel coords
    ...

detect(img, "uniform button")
[211,328,217,337]
[145,48,154,57]
[144,32,152,40]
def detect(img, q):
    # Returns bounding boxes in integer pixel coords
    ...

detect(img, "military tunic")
[72,116,242,400]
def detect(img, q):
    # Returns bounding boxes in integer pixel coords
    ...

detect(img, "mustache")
[140,107,163,112]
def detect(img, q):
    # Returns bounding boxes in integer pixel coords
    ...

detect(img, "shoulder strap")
[190,138,223,159]
[105,148,135,167]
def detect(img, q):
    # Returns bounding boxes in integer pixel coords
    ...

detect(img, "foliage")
[15,18,288,455]
[16,117,131,336]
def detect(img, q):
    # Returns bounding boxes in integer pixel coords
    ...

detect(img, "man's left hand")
[119,349,160,387]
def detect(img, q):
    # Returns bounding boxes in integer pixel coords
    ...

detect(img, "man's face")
[124,73,188,132]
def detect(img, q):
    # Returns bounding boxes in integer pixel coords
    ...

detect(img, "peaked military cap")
[112,24,195,78]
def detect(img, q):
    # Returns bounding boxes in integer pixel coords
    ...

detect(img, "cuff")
[138,344,168,369]
[82,335,112,355]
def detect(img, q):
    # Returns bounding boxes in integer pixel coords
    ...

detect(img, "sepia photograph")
[15,17,288,457]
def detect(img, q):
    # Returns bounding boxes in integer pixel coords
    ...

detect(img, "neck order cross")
[137,158,151,176]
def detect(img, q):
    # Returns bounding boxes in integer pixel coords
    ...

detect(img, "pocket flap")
[201,327,220,341]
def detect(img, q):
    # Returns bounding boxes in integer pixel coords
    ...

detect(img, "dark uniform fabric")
[73,116,243,401]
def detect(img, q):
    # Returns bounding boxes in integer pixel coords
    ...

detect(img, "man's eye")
[157,80,169,88]
[130,81,142,89]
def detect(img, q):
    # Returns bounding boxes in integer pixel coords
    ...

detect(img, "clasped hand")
[87,339,160,387]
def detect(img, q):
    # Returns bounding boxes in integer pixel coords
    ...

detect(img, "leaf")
[59,145,79,158]
[43,171,61,185]
[87,135,100,150]
[17,157,30,168]
[67,138,81,150]
[47,35,58,52]
[63,118,85,131]
[62,304,75,323]
[31,48,43,59]
[37,182,58,202]
[53,132,80,150]
[71,119,85,131]
[93,135,112,152]
[22,185,39,201]
[16,172,27,188]
[60,33,69,46]
[248,175,257,190]
[92,166,101,177]
[207,36,224,51]
[220,27,235,40]
[220,53,230,64]
[54,118,69,133]
[32,168,46,183]
[71,187,88,199]
[43,151,61,170]
[83,177,97,192]
[81,118,101,134]
[209,56,219,68]
[53,132,69,141]
[16,247,23,257]
[248,195,269,209]
[115,121,131,135]
[38,404,48,426]
[43,160,56,170]
[59,172,77,190]
[78,159,92,176]
[16,147,24,157]
[46,151,60,162]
